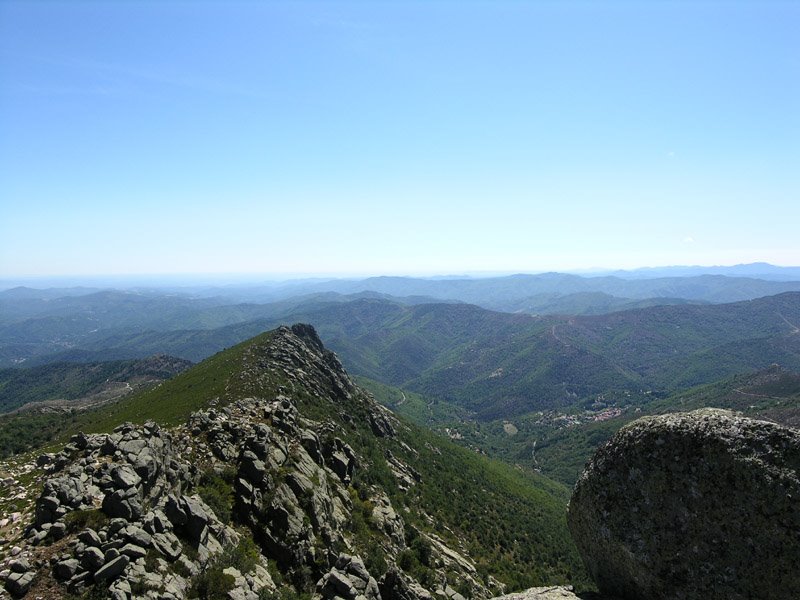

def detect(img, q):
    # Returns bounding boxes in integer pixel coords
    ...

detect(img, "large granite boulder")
[568,409,800,600]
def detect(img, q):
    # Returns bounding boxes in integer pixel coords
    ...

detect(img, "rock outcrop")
[568,409,800,600]
[1,325,483,600]
[492,587,603,600]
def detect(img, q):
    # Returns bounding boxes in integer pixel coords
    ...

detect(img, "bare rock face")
[568,409,800,600]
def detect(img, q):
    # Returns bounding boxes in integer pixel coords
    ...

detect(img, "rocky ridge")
[0,325,494,600]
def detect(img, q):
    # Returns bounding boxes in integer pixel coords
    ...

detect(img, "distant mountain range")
[603,262,800,281]
[4,289,797,422]
[271,293,800,419]
[230,269,800,311]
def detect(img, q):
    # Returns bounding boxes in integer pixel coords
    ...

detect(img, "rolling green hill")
[276,293,800,418]
[6,291,799,425]
[432,365,800,488]
[0,354,192,413]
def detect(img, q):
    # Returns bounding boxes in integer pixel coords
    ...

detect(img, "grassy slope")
[355,375,470,426]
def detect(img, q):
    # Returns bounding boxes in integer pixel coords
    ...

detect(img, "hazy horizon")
[3,260,800,291]
[2,2,798,277]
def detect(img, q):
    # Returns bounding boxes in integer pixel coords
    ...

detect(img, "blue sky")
[1,1,798,278]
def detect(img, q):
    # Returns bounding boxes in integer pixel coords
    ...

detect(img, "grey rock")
[79,545,105,571]
[568,409,800,600]
[122,524,152,547]
[120,543,148,559]
[104,547,120,561]
[176,554,200,577]
[379,567,434,600]
[336,554,370,584]
[67,570,91,594]
[143,508,170,534]
[300,429,324,465]
[444,586,466,600]
[371,494,405,547]
[181,495,211,544]
[43,475,86,507]
[36,453,53,467]
[108,517,128,535]
[9,559,30,574]
[93,554,129,583]
[152,531,182,561]
[326,439,356,484]
[368,407,396,438]
[321,569,358,599]
[5,571,35,597]
[285,470,315,500]
[109,578,132,600]
[34,494,60,526]
[78,528,102,547]
[49,520,67,540]
[241,450,268,483]
[319,555,380,600]
[112,464,142,489]
[71,432,90,450]
[119,438,147,457]
[53,557,80,580]
[38,495,59,512]
[101,538,125,553]
[165,495,187,527]
[133,447,158,481]
[31,528,48,544]
[102,488,141,520]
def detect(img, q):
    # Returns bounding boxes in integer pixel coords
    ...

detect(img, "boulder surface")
[568,409,800,600]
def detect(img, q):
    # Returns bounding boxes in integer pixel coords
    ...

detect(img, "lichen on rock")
[568,408,800,600]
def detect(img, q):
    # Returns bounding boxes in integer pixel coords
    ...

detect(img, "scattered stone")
[120,542,147,559]
[9,559,30,574]
[78,528,102,547]
[53,558,80,580]
[5,570,34,596]
[79,546,105,572]
[112,464,141,489]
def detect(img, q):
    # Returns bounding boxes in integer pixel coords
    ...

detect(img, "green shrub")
[188,537,261,599]
[224,537,260,574]
[144,548,160,572]
[173,557,192,578]
[189,566,235,599]
[64,508,108,532]
[363,541,388,578]
[197,469,235,524]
